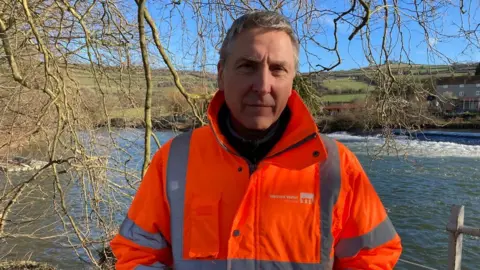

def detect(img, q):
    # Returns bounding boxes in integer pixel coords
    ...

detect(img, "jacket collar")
[206,90,328,169]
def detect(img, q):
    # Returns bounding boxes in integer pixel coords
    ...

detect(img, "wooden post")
[447,205,464,270]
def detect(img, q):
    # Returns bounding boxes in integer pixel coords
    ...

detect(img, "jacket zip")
[248,163,257,175]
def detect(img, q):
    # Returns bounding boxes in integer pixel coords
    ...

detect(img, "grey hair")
[219,11,299,69]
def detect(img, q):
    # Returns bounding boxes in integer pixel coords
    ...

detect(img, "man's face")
[217,28,296,130]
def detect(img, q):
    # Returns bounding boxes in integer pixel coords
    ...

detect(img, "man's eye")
[239,63,253,69]
[271,65,285,71]
[271,66,286,74]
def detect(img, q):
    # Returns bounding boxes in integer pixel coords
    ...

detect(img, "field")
[320,93,367,103]
[68,65,215,94]
[2,62,476,125]
[329,62,474,78]
[309,62,477,103]
[321,78,371,92]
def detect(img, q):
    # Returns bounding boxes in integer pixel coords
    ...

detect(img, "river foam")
[328,131,480,158]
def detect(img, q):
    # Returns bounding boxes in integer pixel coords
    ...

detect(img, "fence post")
[447,205,464,270]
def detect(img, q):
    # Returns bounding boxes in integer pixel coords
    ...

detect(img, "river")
[1,129,479,269]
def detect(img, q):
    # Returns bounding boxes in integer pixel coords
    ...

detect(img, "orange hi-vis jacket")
[110,90,402,270]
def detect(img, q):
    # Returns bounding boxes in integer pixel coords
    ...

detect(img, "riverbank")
[101,114,480,134]
[0,261,55,270]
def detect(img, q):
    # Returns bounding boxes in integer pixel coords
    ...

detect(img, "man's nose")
[251,66,272,94]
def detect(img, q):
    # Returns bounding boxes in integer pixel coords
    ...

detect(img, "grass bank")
[0,261,56,270]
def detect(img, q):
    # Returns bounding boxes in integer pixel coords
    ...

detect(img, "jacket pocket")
[188,196,220,259]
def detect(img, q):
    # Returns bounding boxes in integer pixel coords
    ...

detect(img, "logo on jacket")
[300,192,314,204]
[269,192,315,204]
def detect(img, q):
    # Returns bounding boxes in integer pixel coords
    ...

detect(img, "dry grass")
[0,261,56,270]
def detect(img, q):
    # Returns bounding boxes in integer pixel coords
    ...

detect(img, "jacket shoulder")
[319,134,356,161]
[320,134,367,181]
[157,126,214,155]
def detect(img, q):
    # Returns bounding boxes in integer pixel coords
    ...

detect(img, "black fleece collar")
[218,104,291,164]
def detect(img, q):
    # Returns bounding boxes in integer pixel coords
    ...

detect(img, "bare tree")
[0,0,478,268]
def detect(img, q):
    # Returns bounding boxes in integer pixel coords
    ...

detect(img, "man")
[111,11,402,270]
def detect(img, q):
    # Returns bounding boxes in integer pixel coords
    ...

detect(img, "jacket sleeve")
[110,150,173,270]
[334,146,402,270]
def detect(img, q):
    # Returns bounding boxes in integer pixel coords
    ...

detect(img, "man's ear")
[289,73,296,96]
[217,61,225,91]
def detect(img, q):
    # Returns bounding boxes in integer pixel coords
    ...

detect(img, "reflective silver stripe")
[319,134,341,268]
[134,262,167,269]
[174,259,320,269]
[335,217,398,258]
[119,217,168,250]
[166,131,192,264]
[230,259,318,270]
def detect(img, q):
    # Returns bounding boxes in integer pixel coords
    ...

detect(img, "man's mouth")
[246,104,273,107]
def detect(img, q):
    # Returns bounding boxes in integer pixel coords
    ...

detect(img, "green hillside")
[321,78,372,92]
[320,93,367,103]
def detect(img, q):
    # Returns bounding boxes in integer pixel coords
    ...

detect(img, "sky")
[142,0,480,73]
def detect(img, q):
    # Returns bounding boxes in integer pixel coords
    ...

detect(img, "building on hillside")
[435,76,480,113]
